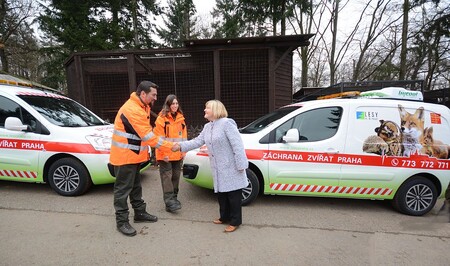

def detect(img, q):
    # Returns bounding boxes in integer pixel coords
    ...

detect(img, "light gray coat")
[180,118,248,193]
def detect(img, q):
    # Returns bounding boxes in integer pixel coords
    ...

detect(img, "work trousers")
[217,189,243,226]
[113,164,146,225]
[158,160,182,194]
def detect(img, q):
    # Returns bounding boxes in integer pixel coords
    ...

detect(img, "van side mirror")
[282,128,299,143]
[5,117,28,131]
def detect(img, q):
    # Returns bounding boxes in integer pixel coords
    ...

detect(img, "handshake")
[172,143,180,152]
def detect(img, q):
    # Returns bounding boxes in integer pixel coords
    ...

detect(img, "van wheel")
[392,176,437,216]
[48,158,92,196]
[241,169,260,206]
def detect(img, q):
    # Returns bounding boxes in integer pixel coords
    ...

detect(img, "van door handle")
[326,148,339,154]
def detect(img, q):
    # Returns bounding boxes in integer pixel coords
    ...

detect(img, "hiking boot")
[165,200,181,212]
[117,222,137,236]
[134,211,158,223]
[164,192,181,212]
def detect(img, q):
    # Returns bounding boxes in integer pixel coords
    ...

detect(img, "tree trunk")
[280,0,286,35]
[111,0,121,48]
[399,0,409,80]
[131,0,139,48]
[0,0,7,72]
[272,3,277,36]
[330,0,339,86]
[301,47,308,87]
[0,43,8,73]
[184,7,190,41]
[425,34,440,91]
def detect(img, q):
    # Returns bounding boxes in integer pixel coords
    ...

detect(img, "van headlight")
[86,135,112,151]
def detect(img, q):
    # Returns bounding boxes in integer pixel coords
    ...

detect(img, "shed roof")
[184,34,314,49]
[64,34,314,65]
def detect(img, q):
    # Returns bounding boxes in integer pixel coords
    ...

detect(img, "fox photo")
[362,104,450,160]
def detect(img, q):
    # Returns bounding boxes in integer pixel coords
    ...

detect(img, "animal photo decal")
[363,104,450,159]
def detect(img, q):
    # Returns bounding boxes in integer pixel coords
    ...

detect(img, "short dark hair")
[136,81,158,94]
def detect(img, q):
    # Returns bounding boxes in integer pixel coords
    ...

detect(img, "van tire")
[392,176,437,216]
[48,158,92,196]
[242,169,259,206]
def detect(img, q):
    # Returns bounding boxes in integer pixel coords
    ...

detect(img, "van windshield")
[239,106,300,134]
[19,95,108,127]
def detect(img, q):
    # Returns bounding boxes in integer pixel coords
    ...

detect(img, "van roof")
[278,87,441,112]
[316,87,424,101]
[290,97,450,115]
[0,82,68,99]
[0,74,61,94]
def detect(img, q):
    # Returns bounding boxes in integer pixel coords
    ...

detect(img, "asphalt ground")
[0,167,449,265]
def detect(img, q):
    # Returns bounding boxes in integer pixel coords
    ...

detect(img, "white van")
[183,87,450,216]
[0,78,142,196]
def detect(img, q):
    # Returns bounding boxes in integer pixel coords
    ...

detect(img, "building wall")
[65,35,313,134]
[274,48,294,108]
[220,49,269,127]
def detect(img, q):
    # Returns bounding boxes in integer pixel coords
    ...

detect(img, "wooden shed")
[65,34,313,130]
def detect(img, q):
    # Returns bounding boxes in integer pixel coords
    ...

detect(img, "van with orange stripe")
[0,77,149,196]
[183,87,450,216]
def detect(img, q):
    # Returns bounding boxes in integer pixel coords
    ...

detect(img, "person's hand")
[172,143,180,152]
[163,156,169,162]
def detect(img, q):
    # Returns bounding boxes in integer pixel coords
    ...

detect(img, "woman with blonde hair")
[177,100,248,232]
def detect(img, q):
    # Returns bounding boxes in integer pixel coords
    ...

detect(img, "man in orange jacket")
[110,80,178,236]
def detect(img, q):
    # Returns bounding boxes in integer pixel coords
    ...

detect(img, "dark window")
[19,95,106,127]
[240,106,300,134]
[0,96,21,128]
[0,96,38,131]
[274,107,342,142]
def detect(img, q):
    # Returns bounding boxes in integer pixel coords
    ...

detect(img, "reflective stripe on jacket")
[154,111,187,161]
[109,93,173,166]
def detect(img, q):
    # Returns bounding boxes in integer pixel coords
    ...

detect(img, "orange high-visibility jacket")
[154,111,188,161]
[109,93,173,166]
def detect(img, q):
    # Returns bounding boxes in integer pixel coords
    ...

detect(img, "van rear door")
[340,103,404,199]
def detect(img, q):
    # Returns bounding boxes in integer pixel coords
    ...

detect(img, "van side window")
[0,96,21,128]
[275,107,342,142]
[0,96,38,131]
